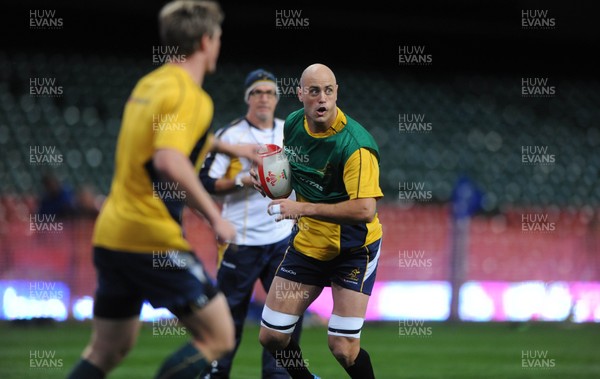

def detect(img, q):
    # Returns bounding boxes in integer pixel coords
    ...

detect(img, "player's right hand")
[213,217,236,244]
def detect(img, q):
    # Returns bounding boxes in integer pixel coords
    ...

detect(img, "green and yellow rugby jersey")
[93,64,214,253]
[284,107,383,261]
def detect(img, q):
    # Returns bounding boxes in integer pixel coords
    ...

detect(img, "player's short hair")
[159,0,224,57]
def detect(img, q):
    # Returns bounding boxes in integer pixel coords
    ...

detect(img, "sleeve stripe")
[356,148,362,198]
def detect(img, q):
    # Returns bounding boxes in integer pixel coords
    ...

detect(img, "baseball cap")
[244,68,279,102]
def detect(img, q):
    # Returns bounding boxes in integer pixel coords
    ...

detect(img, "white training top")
[203,117,294,246]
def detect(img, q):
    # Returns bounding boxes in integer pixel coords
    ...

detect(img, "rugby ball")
[256,144,292,199]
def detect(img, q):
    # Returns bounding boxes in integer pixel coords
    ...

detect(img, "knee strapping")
[260,305,300,334]
[328,314,364,338]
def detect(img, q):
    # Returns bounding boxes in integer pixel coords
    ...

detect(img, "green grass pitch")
[1,320,599,378]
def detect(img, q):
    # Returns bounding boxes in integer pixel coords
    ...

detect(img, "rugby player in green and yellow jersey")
[253,63,382,379]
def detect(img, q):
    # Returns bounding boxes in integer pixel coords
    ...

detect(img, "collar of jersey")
[303,107,347,138]
[245,117,276,131]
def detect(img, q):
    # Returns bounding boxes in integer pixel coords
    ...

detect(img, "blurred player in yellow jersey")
[67,1,259,378]
[252,63,383,379]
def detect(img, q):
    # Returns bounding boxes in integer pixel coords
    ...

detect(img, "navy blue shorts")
[275,239,381,295]
[93,246,219,319]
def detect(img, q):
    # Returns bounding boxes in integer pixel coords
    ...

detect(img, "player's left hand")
[236,143,261,164]
[249,167,266,197]
[268,198,303,221]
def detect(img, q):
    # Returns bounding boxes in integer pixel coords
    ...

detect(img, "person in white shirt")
[200,69,303,379]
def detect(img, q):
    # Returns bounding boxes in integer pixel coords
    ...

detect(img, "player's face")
[298,76,338,128]
[247,84,278,122]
